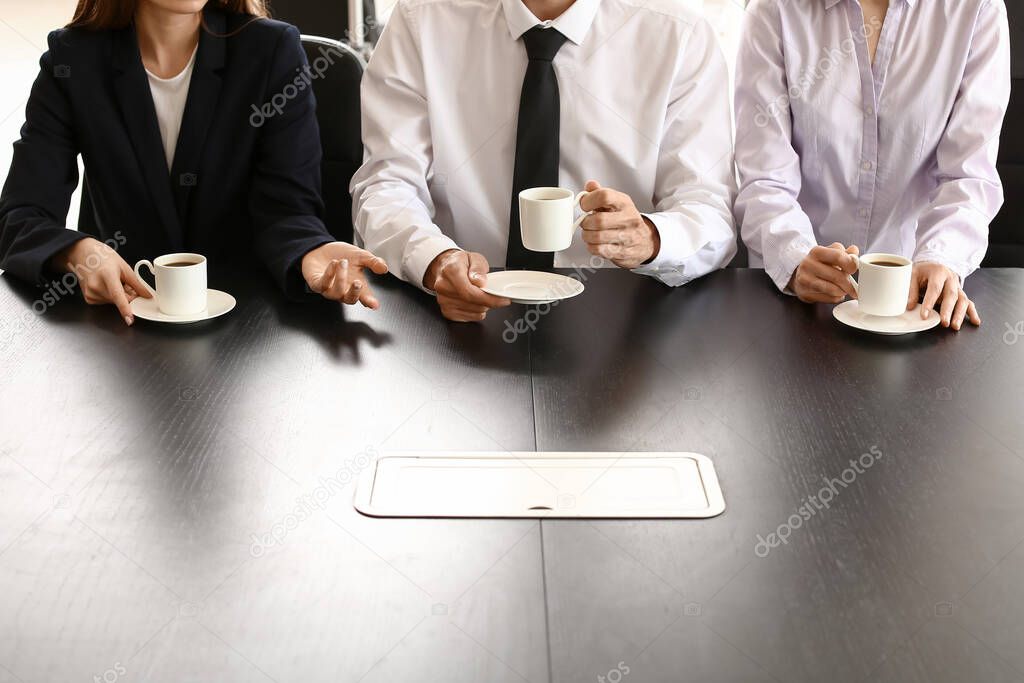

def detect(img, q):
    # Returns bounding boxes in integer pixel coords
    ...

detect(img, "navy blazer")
[0,8,334,298]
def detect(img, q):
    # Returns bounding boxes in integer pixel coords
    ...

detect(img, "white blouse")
[145,47,197,171]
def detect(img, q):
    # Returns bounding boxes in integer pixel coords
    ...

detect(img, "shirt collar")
[501,0,601,46]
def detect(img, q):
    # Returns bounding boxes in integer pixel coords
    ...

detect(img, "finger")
[358,284,381,310]
[438,298,488,317]
[797,270,847,299]
[454,254,509,308]
[440,303,489,322]
[318,259,341,297]
[104,273,134,325]
[327,259,352,301]
[588,242,625,263]
[354,250,389,275]
[847,245,860,256]
[804,259,857,298]
[342,279,363,306]
[584,180,601,193]
[920,272,946,319]
[466,251,490,284]
[939,277,959,327]
[967,300,981,326]
[951,292,970,331]
[907,272,921,311]
[312,259,337,294]
[580,223,628,245]
[579,188,627,212]
[810,245,858,273]
[122,264,153,299]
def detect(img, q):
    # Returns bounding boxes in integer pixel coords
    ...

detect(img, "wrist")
[641,217,660,265]
[423,249,461,290]
[50,237,95,273]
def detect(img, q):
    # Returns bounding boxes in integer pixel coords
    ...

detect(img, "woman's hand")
[908,262,980,330]
[788,243,860,303]
[301,242,388,309]
[52,237,152,325]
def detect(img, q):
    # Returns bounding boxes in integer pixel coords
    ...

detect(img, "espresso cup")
[134,253,208,316]
[519,187,591,252]
[846,253,912,317]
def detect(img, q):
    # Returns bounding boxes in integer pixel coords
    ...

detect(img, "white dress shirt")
[734,0,1010,292]
[351,0,737,290]
[145,47,197,171]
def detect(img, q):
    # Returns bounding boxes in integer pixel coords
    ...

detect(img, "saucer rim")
[832,300,940,335]
[481,270,585,303]
[130,288,236,324]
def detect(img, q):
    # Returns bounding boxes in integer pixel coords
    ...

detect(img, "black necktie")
[506,26,569,270]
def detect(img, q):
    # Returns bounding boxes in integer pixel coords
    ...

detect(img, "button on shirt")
[734,0,1010,292]
[351,0,737,289]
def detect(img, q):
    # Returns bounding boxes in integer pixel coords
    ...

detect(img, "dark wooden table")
[1,267,1023,683]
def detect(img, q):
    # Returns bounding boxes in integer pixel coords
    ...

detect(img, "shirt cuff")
[630,213,692,287]
[766,240,816,294]
[404,233,462,292]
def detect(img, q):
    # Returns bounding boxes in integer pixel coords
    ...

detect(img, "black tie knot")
[522,26,568,62]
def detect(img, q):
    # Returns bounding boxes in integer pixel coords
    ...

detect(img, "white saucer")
[130,289,236,324]
[833,300,940,335]
[481,271,585,304]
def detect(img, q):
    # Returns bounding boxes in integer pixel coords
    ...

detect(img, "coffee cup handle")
[846,254,860,296]
[572,191,591,231]
[133,260,158,297]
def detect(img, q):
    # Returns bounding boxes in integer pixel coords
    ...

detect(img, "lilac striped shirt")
[735,0,1011,291]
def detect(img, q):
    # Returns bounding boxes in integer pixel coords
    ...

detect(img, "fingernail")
[469,272,480,281]
[341,259,349,267]
[124,315,133,326]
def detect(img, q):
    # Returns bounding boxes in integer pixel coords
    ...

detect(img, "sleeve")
[631,18,738,287]
[349,3,459,291]
[733,0,818,293]
[0,33,87,285]
[248,24,335,300]
[912,0,1010,282]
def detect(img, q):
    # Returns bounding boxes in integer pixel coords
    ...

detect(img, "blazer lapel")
[169,8,226,226]
[111,25,183,250]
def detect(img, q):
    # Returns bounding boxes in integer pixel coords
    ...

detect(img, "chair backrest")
[269,0,380,44]
[983,1,1023,267]
[301,35,366,243]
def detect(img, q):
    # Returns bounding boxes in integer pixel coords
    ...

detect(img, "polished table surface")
[1,267,1023,683]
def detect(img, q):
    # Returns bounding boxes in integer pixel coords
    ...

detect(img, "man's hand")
[579,180,660,269]
[423,249,511,322]
[788,243,860,303]
[302,242,388,309]
[52,237,152,325]
[908,261,980,330]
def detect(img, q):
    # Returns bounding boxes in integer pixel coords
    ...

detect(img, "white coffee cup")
[519,187,591,252]
[846,252,912,317]
[134,253,208,316]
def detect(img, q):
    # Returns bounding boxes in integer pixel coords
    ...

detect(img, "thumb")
[584,180,601,192]
[467,252,490,286]
[122,264,154,299]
